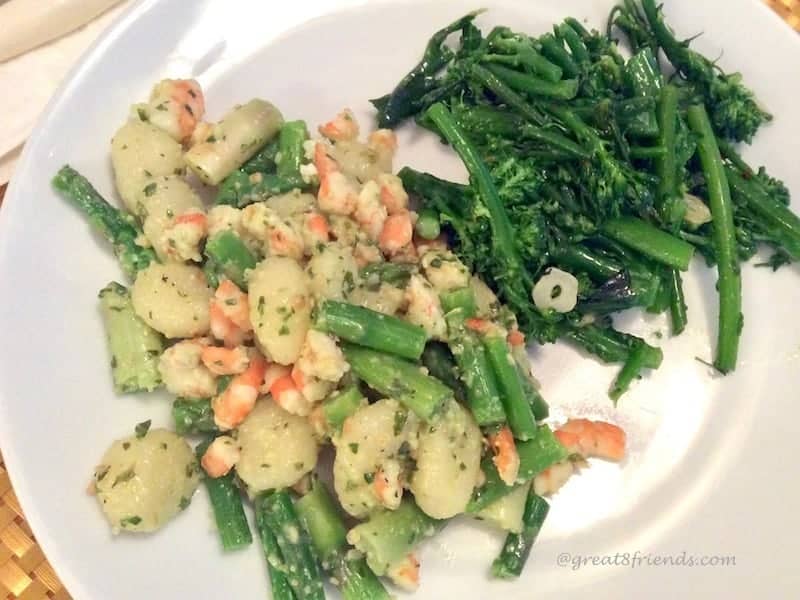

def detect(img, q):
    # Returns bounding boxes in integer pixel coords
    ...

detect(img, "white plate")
[1,0,798,598]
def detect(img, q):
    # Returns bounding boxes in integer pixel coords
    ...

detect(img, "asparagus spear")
[483,335,537,440]
[204,230,257,290]
[276,120,309,181]
[442,290,506,427]
[52,165,156,278]
[254,498,296,600]
[98,282,163,393]
[322,385,366,432]
[195,438,252,552]
[314,300,428,360]
[172,398,218,435]
[240,138,279,174]
[296,481,390,600]
[346,497,444,576]
[491,490,550,578]
[468,426,568,512]
[215,170,303,208]
[342,344,451,421]
[255,491,325,600]
[420,341,466,401]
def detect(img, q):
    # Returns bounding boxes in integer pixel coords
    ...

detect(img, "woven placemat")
[0,3,797,598]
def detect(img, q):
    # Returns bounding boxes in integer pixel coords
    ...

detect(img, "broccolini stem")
[555,22,590,64]
[654,85,683,225]
[726,167,800,260]
[608,343,648,402]
[425,102,534,307]
[687,104,742,373]
[486,36,563,82]
[628,145,666,159]
[565,323,662,368]
[469,64,548,126]
[668,269,688,335]
[551,244,623,281]
[603,217,695,270]
[484,64,579,100]
[539,33,580,78]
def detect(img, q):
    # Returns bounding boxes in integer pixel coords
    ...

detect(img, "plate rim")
[0,1,798,598]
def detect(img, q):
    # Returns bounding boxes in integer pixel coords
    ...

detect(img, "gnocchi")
[235,398,318,494]
[93,428,199,533]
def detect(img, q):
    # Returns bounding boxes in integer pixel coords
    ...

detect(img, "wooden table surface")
[0,3,798,599]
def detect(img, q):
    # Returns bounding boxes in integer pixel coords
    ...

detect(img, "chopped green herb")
[134,419,151,438]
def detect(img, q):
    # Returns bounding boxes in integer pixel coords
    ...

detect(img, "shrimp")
[291,365,334,406]
[367,129,397,174]
[200,435,240,478]
[159,211,207,262]
[295,330,349,382]
[200,345,250,375]
[354,180,388,240]
[405,274,446,339]
[487,426,520,486]
[353,238,383,268]
[379,210,413,256]
[212,354,267,430]
[507,328,525,347]
[319,171,360,216]
[134,79,205,143]
[414,234,448,257]
[532,460,578,496]
[372,459,402,510]
[368,129,398,156]
[387,553,420,592]
[268,373,311,416]
[376,173,409,214]
[262,363,291,394]
[209,280,251,347]
[313,141,360,215]
[554,418,626,461]
[308,404,330,440]
[267,217,305,260]
[301,212,330,250]
[464,317,505,338]
[158,338,216,398]
[319,108,359,142]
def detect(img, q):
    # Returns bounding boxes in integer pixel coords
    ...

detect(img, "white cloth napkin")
[0,0,131,182]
